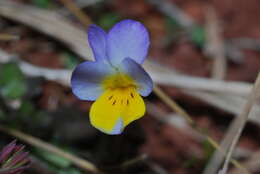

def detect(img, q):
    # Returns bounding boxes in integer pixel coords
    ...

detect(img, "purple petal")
[1,165,30,174]
[0,140,17,163]
[110,117,124,135]
[119,58,153,96]
[71,61,115,101]
[88,24,107,61]
[107,19,150,65]
[4,152,29,168]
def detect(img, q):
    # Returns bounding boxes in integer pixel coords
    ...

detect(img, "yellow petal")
[89,87,145,134]
[121,88,146,126]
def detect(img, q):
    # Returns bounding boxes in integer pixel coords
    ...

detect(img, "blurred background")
[1,0,260,174]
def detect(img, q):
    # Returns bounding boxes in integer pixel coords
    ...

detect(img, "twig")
[147,162,170,174]
[146,0,244,63]
[0,125,103,174]
[204,5,226,80]
[147,63,251,97]
[57,0,92,27]
[230,38,260,51]
[229,150,260,174]
[153,85,194,125]
[201,89,260,174]
[183,90,260,125]
[147,102,252,160]
[0,51,71,86]
[121,154,148,168]
[203,114,241,174]
[0,0,93,59]
[145,60,251,97]
[146,0,195,29]
[153,85,250,174]
[57,0,103,16]
[74,0,103,8]
[218,72,260,174]
[0,33,19,41]
[146,101,203,141]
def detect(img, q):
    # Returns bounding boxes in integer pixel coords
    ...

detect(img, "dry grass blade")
[121,154,148,168]
[147,0,195,28]
[201,88,260,174]
[153,85,194,125]
[153,85,250,174]
[218,72,260,174]
[229,150,260,174]
[58,0,92,27]
[183,90,260,125]
[203,115,242,174]
[0,0,93,59]
[0,33,19,40]
[204,5,226,80]
[145,61,251,97]
[0,125,103,174]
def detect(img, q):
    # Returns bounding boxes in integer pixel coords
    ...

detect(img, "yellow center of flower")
[89,73,145,135]
[102,73,137,90]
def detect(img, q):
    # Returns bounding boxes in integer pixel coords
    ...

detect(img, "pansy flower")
[71,19,153,135]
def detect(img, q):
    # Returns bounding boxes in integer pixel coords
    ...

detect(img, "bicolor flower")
[71,19,153,135]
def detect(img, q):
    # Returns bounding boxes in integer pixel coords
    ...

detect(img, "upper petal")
[107,19,150,65]
[119,58,153,97]
[88,24,107,61]
[71,61,115,101]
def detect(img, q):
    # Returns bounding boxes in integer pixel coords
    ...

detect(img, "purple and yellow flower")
[71,19,153,135]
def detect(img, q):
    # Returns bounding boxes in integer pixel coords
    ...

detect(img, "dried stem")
[218,72,260,174]
[153,85,250,174]
[121,154,148,168]
[153,85,194,125]
[204,5,226,80]
[0,125,103,174]
[57,0,92,27]
[229,150,260,174]
[0,33,19,41]
[146,0,195,28]
[203,107,245,174]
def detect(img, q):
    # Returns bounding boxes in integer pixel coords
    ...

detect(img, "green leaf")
[0,110,5,120]
[35,148,71,168]
[32,0,51,8]
[202,139,215,161]
[165,16,181,31]
[61,52,80,69]
[18,101,35,116]
[0,63,27,99]
[190,26,206,47]
[98,13,120,30]
[58,168,83,174]
[183,156,199,168]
